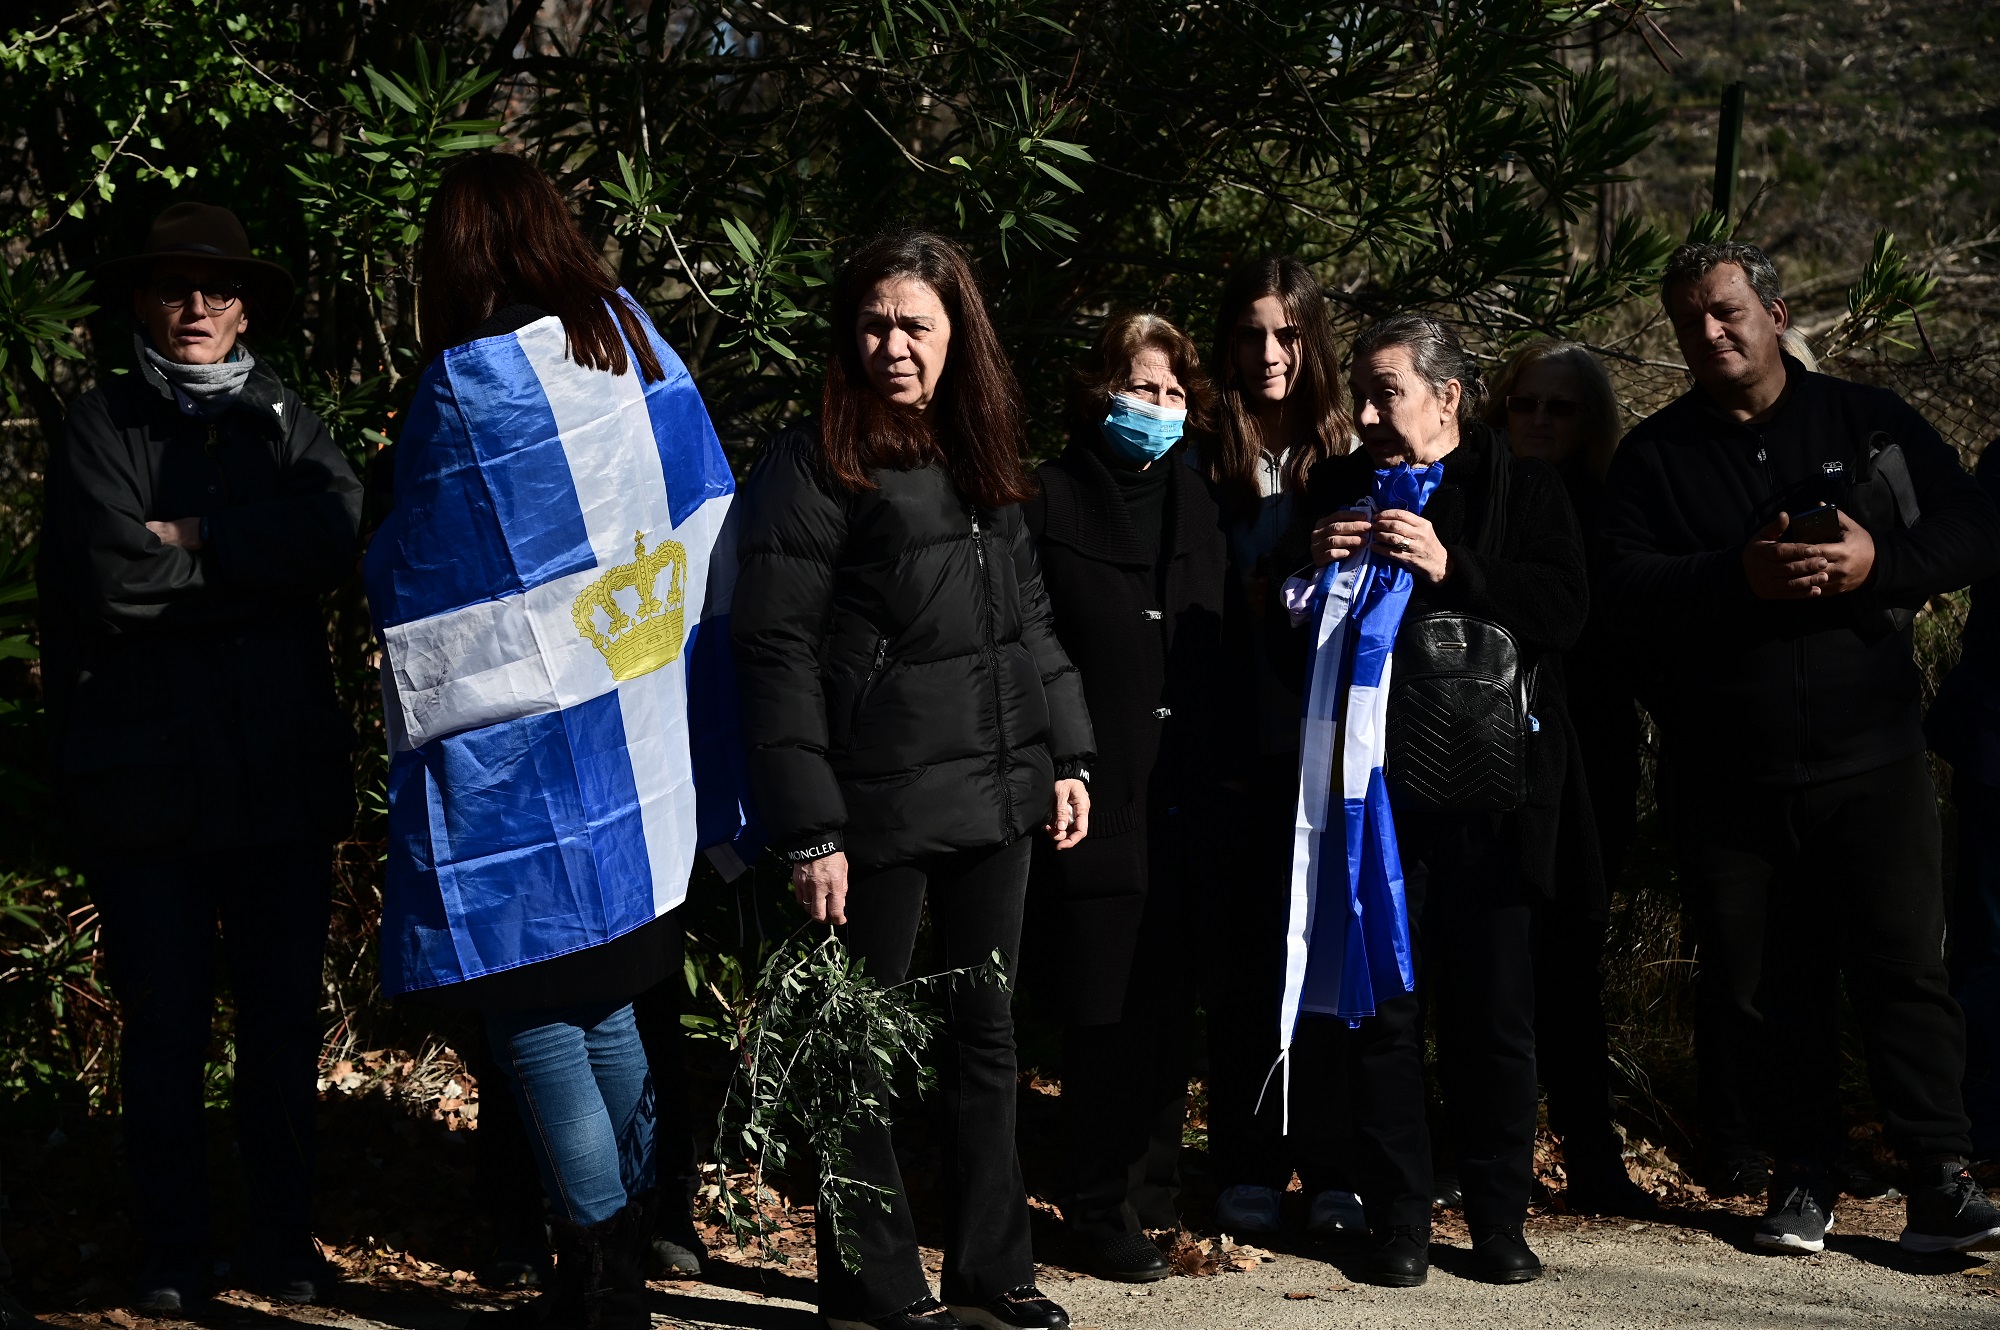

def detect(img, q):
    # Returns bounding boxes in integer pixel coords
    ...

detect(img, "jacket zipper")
[852,637,889,732]
[1755,440,1809,777]
[971,511,1015,835]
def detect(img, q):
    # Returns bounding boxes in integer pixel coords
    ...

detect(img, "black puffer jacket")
[38,342,362,865]
[733,423,1095,870]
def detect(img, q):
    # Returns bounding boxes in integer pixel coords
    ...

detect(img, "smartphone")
[1787,503,1842,545]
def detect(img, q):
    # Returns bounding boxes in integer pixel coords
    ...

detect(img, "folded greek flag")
[363,299,756,997]
[1265,462,1440,1126]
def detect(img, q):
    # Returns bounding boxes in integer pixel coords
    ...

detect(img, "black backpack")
[1383,440,1538,813]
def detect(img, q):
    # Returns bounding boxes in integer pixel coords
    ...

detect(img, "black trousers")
[1673,752,1973,1167]
[1203,759,1344,1195]
[1293,815,1538,1233]
[91,842,333,1272]
[818,837,1035,1320]
[1403,816,1540,1230]
[1059,828,1200,1245]
[1532,910,1622,1162]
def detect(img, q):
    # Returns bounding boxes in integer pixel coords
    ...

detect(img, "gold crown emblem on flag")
[572,530,688,680]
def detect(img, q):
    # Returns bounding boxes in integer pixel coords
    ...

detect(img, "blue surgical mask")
[1099,393,1186,464]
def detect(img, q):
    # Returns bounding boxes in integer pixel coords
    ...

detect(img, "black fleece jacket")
[1597,356,2000,785]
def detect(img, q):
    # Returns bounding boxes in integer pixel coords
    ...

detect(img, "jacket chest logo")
[572,530,688,680]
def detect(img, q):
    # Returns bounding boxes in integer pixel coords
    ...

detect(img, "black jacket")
[733,424,1095,870]
[38,343,362,864]
[1927,440,2000,786]
[1286,425,1602,912]
[1598,356,2000,785]
[1023,438,1246,1023]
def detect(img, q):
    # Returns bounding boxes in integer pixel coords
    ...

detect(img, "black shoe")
[1088,1231,1169,1283]
[1469,1227,1543,1284]
[133,1252,208,1315]
[949,1285,1070,1329]
[236,1249,337,1306]
[637,1188,706,1277]
[1753,1173,1836,1254]
[824,1296,967,1330]
[1364,1225,1429,1287]
[1899,1161,2000,1254]
[1708,1153,1771,1200]
[471,1202,649,1330]
[1430,1170,1464,1209]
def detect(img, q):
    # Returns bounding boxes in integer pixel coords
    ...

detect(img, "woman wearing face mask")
[1022,312,1241,1281]
[1291,314,1593,1287]
[1200,258,1361,1243]
[733,229,1092,1330]
[1484,343,1659,1217]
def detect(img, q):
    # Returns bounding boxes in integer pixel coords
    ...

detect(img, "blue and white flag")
[363,298,755,998]
[1266,462,1440,1127]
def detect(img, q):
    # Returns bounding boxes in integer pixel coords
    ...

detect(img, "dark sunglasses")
[151,277,242,312]
[1505,394,1579,418]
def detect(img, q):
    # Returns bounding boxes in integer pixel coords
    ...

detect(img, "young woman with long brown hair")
[1199,258,1364,1243]
[732,229,1093,1330]
[366,152,720,1329]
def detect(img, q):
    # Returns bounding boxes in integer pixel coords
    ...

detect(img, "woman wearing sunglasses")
[1486,341,1657,1217]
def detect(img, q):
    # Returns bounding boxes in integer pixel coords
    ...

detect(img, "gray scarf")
[142,341,256,419]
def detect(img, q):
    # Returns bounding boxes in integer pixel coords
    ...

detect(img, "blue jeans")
[1953,776,2000,1156]
[486,1000,656,1225]
[91,842,332,1278]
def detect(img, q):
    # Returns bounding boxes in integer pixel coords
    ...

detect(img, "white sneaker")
[1307,1188,1367,1237]
[1215,1183,1284,1236]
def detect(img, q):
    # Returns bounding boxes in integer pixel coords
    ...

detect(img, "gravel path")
[637,1202,2000,1330]
[38,1198,1999,1330]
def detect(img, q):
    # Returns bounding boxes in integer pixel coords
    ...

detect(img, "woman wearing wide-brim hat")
[38,202,361,1312]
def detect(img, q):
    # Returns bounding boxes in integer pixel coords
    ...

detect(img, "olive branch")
[710,923,1006,1273]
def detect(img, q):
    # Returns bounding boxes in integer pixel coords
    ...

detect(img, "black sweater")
[1597,356,2000,785]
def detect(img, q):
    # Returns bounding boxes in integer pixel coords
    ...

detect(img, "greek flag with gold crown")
[363,295,755,997]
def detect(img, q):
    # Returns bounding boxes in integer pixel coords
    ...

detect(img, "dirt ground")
[6,1055,1998,1330]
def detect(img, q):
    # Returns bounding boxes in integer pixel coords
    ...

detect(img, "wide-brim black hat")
[94,202,296,321]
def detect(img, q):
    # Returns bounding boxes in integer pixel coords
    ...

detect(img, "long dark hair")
[1206,256,1352,514]
[1067,310,1214,439]
[417,153,663,381]
[820,228,1032,508]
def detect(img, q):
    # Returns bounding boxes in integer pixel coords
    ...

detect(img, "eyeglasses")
[151,278,242,312]
[1505,394,1579,418]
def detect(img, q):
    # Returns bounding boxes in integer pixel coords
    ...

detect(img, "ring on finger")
[1393,535,1411,553]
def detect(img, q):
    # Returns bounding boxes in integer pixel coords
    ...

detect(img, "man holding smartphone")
[1598,241,2000,1255]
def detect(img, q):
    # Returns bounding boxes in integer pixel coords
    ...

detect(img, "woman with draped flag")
[1278,314,1593,1289]
[364,154,755,1329]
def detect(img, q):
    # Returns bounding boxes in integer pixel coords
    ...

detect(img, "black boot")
[1469,1226,1543,1284]
[1364,1225,1429,1287]
[473,1203,649,1330]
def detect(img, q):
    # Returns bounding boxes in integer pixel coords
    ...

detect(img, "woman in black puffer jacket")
[733,229,1094,1330]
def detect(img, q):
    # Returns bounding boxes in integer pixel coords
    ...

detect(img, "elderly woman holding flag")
[1280,314,1595,1288]
[364,155,753,1329]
